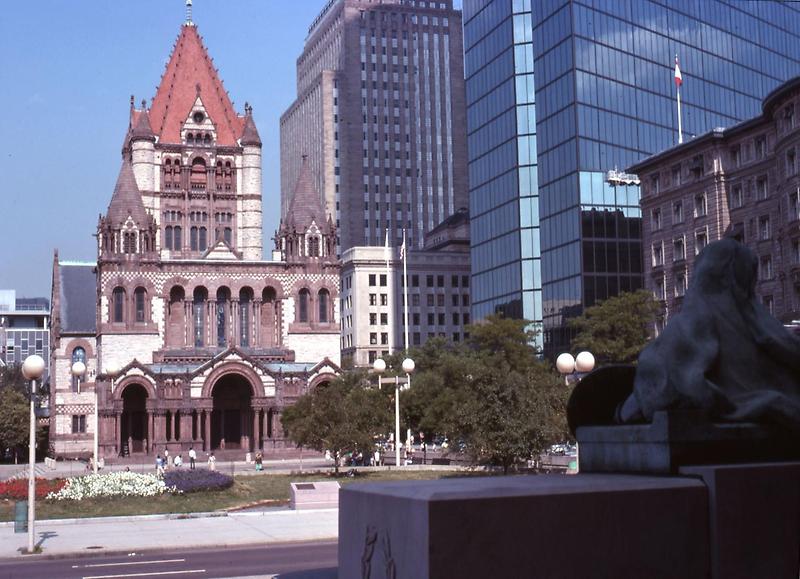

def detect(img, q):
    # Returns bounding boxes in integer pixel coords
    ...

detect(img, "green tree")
[568,290,660,364]
[0,388,30,462]
[281,372,390,474]
[454,360,567,474]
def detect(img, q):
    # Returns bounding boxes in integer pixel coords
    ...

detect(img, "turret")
[239,103,263,260]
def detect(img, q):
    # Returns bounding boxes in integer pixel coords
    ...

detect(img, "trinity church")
[49,16,340,459]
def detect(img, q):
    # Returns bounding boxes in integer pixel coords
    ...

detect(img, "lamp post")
[101,364,121,475]
[556,351,595,473]
[556,351,595,386]
[372,358,386,464]
[400,358,415,466]
[21,354,45,555]
[70,361,87,472]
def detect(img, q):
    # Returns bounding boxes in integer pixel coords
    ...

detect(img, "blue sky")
[0,1,333,297]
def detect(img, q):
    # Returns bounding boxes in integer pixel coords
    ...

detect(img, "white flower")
[46,471,181,501]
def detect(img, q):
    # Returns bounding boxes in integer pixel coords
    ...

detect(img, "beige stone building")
[341,209,470,367]
[631,76,800,327]
[49,18,340,460]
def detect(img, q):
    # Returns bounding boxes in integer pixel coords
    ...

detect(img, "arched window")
[308,237,320,257]
[165,226,173,250]
[190,226,198,251]
[204,133,211,145]
[134,287,147,323]
[298,289,310,323]
[318,289,330,323]
[173,226,182,250]
[239,287,253,347]
[224,227,232,245]
[193,287,208,347]
[112,287,125,323]
[123,232,136,254]
[163,159,172,189]
[187,133,194,144]
[199,227,207,251]
[71,347,86,393]
[224,161,234,191]
[216,287,230,347]
[190,157,207,190]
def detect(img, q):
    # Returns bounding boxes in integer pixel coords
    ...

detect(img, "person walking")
[164,448,170,470]
[188,446,197,470]
[155,455,164,477]
[255,451,263,471]
[208,452,216,471]
[174,454,183,468]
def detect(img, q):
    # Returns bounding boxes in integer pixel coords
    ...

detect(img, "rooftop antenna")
[185,0,194,26]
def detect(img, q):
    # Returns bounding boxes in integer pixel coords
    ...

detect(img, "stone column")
[204,410,212,451]
[115,412,122,456]
[180,412,192,445]
[276,301,283,346]
[252,408,260,451]
[184,300,192,347]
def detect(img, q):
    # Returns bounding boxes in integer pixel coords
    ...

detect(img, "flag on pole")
[674,55,682,88]
[400,234,406,260]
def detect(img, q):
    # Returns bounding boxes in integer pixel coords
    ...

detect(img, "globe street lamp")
[556,351,595,385]
[400,358,415,466]
[21,354,45,555]
[100,364,122,474]
[71,360,86,394]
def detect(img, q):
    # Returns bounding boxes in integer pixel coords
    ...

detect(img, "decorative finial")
[141,99,147,110]
[301,154,308,164]
[185,0,193,25]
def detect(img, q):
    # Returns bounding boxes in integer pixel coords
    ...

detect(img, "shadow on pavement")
[277,568,337,579]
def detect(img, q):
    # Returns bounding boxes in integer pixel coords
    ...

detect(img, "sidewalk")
[0,508,338,559]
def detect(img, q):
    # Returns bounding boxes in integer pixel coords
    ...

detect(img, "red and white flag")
[674,55,683,88]
[399,232,406,260]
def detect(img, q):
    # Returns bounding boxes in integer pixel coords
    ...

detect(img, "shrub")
[47,472,179,501]
[0,478,65,500]
[163,468,233,493]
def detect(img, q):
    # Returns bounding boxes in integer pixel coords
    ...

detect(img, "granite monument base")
[680,462,800,579]
[576,410,800,474]
[338,474,709,579]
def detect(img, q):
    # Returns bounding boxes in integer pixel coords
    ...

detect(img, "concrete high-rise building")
[0,290,50,374]
[281,0,469,254]
[463,0,800,356]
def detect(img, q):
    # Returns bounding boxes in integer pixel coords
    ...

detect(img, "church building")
[49,14,340,460]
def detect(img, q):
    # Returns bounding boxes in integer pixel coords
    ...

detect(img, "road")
[0,541,337,579]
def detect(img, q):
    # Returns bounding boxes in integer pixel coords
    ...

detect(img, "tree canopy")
[568,289,660,364]
[281,371,390,473]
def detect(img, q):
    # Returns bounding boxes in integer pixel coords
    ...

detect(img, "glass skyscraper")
[464,0,800,355]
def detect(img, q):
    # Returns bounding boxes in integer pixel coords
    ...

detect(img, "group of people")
[155,447,216,475]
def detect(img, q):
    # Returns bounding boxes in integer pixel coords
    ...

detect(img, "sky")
[0,0,332,298]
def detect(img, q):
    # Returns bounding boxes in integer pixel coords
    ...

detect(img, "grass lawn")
[0,469,473,522]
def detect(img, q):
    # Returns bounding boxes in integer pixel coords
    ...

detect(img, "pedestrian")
[255,451,263,471]
[188,446,197,470]
[174,454,182,468]
[164,449,170,470]
[155,454,164,477]
[374,448,381,467]
[208,452,216,471]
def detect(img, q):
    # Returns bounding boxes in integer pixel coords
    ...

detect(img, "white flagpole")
[385,229,392,355]
[402,229,409,353]
[677,85,683,144]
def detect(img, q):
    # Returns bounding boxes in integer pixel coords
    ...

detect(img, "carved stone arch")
[113,376,157,401]
[309,373,335,389]
[160,276,191,297]
[259,277,286,300]
[230,278,260,296]
[201,361,263,399]
[66,338,95,360]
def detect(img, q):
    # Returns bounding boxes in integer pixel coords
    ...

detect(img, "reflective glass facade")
[464,0,800,355]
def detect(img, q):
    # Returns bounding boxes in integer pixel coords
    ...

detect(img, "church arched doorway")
[210,374,253,451]
[121,383,149,455]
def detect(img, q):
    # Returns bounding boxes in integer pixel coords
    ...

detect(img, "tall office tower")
[280,0,469,254]
[464,0,800,355]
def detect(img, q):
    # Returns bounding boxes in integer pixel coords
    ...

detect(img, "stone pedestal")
[576,410,800,474]
[338,474,709,579]
[680,462,800,579]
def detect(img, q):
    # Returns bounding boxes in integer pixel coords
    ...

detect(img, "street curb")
[0,537,339,563]
[0,510,230,528]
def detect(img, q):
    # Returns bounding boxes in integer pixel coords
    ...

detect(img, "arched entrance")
[211,374,253,451]
[121,384,149,455]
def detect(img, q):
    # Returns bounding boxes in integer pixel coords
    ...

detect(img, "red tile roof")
[149,25,245,146]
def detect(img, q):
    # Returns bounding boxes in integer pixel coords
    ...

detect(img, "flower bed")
[0,478,65,500]
[163,468,234,494]
[46,472,179,501]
